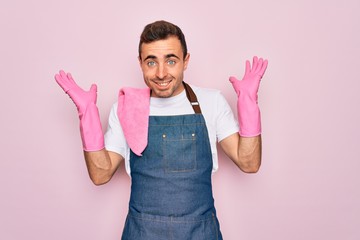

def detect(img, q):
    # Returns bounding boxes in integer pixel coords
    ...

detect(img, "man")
[55,20,267,240]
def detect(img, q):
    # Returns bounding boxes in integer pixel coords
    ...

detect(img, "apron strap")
[183,82,202,114]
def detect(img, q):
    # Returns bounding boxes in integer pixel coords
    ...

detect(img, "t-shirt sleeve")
[104,102,129,159]
[215,92,239,142]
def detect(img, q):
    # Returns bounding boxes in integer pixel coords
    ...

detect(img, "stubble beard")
[147,74,184,98]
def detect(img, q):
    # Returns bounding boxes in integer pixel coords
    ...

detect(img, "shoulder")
[190,84,222,98]
[189,84,227,105]
[188,84,233,120]
[190,84,221,95]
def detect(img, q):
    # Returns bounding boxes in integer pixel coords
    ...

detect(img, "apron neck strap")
[183,82,202,114]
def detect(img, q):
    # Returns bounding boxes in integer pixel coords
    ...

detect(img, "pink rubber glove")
[229,56,268,137]
[55,70,104,151]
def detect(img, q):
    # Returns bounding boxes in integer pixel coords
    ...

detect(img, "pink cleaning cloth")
[117,87,151,156]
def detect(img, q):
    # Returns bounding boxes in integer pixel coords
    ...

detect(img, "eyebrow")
[144,55,157,61]
[165,54,180,60]
[143,54,180,61]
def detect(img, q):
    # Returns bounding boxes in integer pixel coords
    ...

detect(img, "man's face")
[139,36,190,98]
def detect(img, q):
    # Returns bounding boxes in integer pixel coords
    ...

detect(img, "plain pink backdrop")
[1,0,359,239]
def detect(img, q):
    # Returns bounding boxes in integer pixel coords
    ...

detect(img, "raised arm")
[220,56,268,173]
[55,70,122,185]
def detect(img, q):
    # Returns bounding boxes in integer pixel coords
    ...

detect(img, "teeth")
[157,81,171,86]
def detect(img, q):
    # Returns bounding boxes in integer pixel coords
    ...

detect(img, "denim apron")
[122,83,223,240]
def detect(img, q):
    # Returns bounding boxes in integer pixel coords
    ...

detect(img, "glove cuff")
[237,93,261,137]
[79,102,105,151]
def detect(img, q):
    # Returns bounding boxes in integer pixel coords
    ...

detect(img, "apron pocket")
[162,128,197,172]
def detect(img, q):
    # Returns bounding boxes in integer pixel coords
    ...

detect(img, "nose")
[156,63,168,79]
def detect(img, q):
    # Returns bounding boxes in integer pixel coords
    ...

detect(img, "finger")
[54,74,62,85]
[55,72,70,92]
[245,60,251,76]
[259,59,268,76]
[229,76,238,83]
[252,56,258,72]
[59,70,68,80]
[90,84,97,93]
[66,72,84,91]
[255,58,264,73]
[67,72,76,84]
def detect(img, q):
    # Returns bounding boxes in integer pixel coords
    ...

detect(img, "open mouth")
[154,80,172,87]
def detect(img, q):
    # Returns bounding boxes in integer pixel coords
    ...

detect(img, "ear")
[183,53,190,70]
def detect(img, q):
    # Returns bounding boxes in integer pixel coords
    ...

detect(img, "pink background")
[1,0,359,239]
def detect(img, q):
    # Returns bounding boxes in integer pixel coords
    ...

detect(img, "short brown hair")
[138,20,188,60]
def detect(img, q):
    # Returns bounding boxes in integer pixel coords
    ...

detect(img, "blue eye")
[167,60,176,65]
[147,61,156,67]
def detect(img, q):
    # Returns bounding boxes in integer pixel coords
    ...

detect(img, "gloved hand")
[55,70,104,151]
[229,56,268,137]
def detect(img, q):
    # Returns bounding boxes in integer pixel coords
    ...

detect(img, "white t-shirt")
[104,85,239,176]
